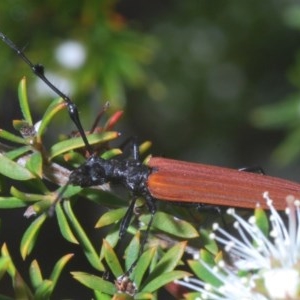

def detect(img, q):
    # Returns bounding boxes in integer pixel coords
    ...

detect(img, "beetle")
[1,31,299,276]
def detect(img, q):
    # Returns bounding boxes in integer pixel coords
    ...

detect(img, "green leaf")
[0,256,10,280]
[200,248,216,264]
[29,260,43,289]
[112,292,135,300]
[0,153,35,180]
[103,239,124,278]
[141,270,191,293]
[63,200,104,271]
[10,186,50,202]
[254,206,269,238]
[23,199,53,217]
[99,224,120,262]
[134,292,154,300]
[0,129,26,144]
[1,245,34,300]
[57,184,82,199]
[187,249,222,287]
[1,244,16,277]
[34,279,53,300]
[141,211,199,238]
[5,145,32,160]
[49,131,119,159]
[20,214,47,259]
[56,203,78,244]
[200,229,219,255]
[133,247,156,288]
[101,148,122,159]
[25,152,43,178]
[95,208,126,228]
[18,77,33,125]
[0,197,26,208]
[124,232,140,271]
[94,291,112,300]
[49,253,73,287]
[14,271,34,300]
[142,241,187,289]
[139,141,152,155]
[71,271,116,295]
[181,292,201,300]
[36,97,66,138]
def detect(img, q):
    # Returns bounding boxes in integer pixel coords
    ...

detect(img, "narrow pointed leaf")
[133,247,156,288]
[112,293,135,300]
[103,239,124,277]
[50,253,74,286]
[125,232,140,271]
[23,199,53,217]
[56,203,78,244]
[63,200,104,271]
[134,292,154,300]
[49,131,119,159]
[255,206,269,237]
[18,77,33,125]
[101,148,122,160]
[95,208,126,228]
[104,110,123,130]
[141,271,191,293]
[56,184,82,198]
[0,256,10,280]
[143,242,187,288]
[10,186,51,202]
[1,244,16,276]
[187,249,222,287]
[188,259,222,287]
[0,197,26,208]
[34,279,53,300]
[36,98,66,138]
[25,152,43,178]
[5,146,31,160]
[29,260,43,289]
[14,272,34,300]
[139,141,152,155]
[71,271,116,295]
[99,224,120,261]
[20,214,47,259]
[0,153,35,180]
[200,229,218,255]
[0,129,26,144]
[141,211,199,238]
[94,291,112,300]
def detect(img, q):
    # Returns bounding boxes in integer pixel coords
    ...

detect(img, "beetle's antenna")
[0,32,93,155]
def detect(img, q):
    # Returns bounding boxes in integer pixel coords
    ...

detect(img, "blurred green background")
[1,0,300,297]
[1,0,300,176]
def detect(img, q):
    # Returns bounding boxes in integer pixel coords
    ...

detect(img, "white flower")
[55,41,86,69]
[177,192,300,300]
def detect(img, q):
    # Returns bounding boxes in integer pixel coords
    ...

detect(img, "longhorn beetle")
[1,32,300,279]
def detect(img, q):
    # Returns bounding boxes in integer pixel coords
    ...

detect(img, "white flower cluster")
[177,192,300,300]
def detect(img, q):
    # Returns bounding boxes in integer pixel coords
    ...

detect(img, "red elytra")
[147,157,300,210]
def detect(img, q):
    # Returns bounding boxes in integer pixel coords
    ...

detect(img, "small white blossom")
[177,192,300,299]
[55,41,86,69]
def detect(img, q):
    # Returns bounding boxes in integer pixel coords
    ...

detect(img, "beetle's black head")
[68,155,109,187]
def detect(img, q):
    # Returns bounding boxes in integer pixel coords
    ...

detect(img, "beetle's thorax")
[69,155,152,196]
